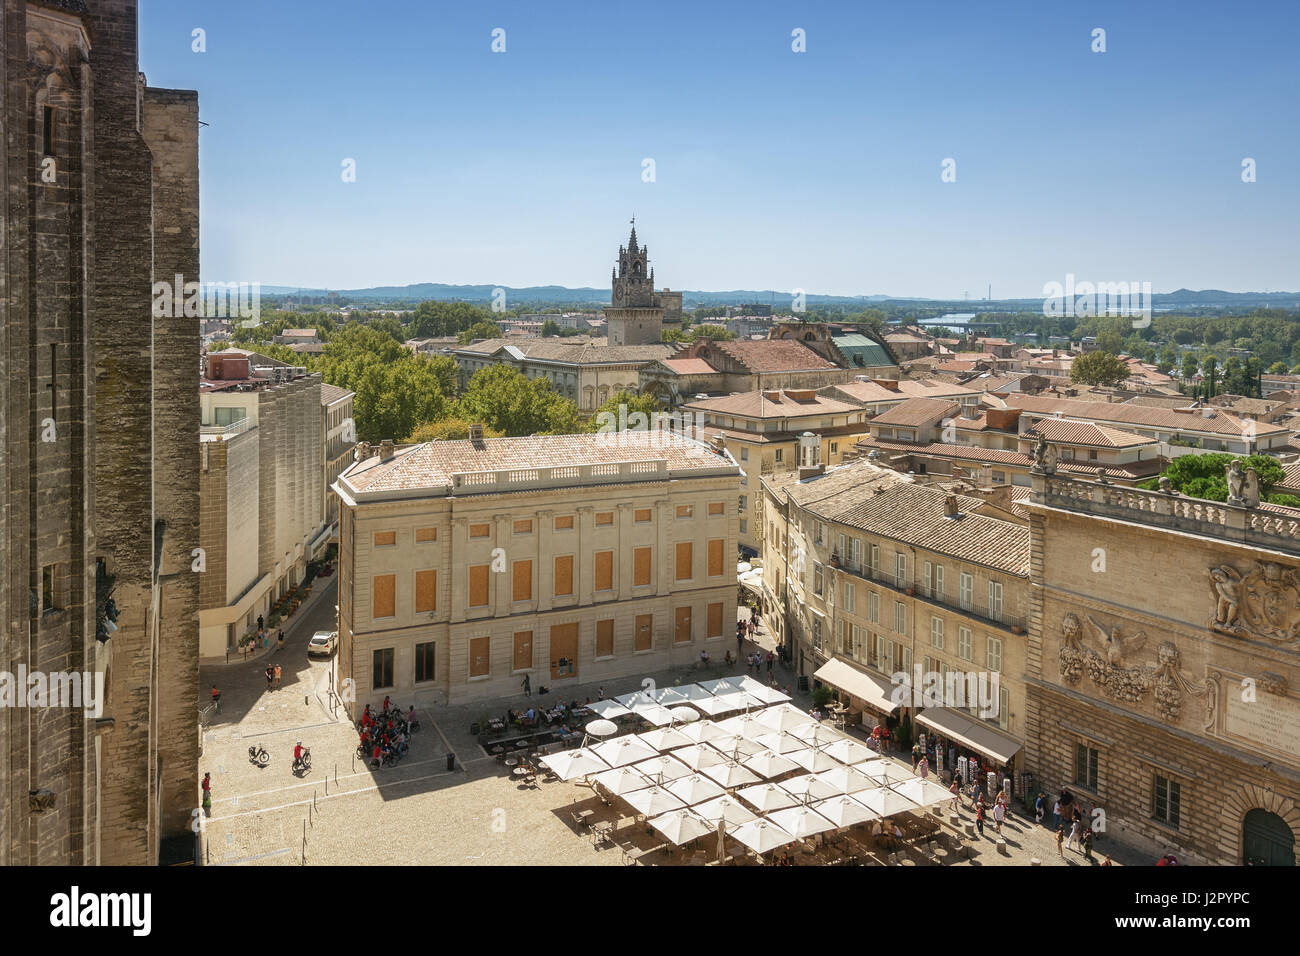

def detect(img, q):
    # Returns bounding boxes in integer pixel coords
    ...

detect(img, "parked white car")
[308,630,337,657]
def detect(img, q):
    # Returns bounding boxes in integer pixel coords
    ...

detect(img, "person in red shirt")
[293,741,304,763]
[202,772,211,793]
[372,744,381,764]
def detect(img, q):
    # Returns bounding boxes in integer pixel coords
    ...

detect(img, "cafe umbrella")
[592,735,659,768]
[648,808,713,846]
[539,747,610,782]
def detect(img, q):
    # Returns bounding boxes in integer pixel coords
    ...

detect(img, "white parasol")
[636,726,692,751]
[779,773,839,803]
[861,761,916,786]
[666,773,726,806]
[673,743,727,771]
[539,747,610,781]
[633,754,692,785]
[731,818,797,856]
[753,731,808,755]
[855,785,921,817]
[766,805,837,840]
[585,699,632,719]
[787,747,842,774]
[592,765,651,796]
[891,776,954,808]
[812,795,880,827]
[694,795,759,829]
[741,749,801,779]
[735,782,800,813]
[814,764,876,794]
[591,735,660,768]
[623,785,686,817]
[584,718,619,738]
[700,760,762,789]
[648,808,713,846]
[820,737,879,766]
[756,704,814,734]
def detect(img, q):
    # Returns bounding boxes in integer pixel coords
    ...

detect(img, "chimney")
[943,494,960,518]
[469,423,484,441]
[355,441,371,461]
[380,439,395,461]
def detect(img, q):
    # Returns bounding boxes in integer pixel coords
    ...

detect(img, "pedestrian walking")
[917,756,929,779]
[948,777,961,813]
[522,674,531,697]
[1052,798,1061,831]
[911,743,922,770]
[273,663,282,689]
[1067,815,1082,852]
[975,799,986,837]
[265,665,273,690]
[1056,826,1065,856]
[1034,791,1045,825]
[993,798,1005,834]
[277,629,284,651]
[766,651,774,675]
[1082,824,1095,862]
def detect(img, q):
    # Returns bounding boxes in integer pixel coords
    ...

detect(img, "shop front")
[914,706,1023,799]
[812,658,901,733]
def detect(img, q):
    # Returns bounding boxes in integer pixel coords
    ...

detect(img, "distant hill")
[251,282,1299,311]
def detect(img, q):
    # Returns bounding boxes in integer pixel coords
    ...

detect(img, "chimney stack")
[355,441,371,461]
[380,439,395,461]
[469,423,484,442]
[943,494,960,518]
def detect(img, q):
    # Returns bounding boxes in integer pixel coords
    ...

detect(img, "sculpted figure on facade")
[1209,561,1300,644]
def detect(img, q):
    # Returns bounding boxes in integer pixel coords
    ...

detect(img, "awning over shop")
[813,659,898,714]
[914,707,1022,765]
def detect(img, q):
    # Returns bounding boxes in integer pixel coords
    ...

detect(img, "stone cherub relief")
[1031,432,1057,475]
[1209,561,1300,644]
[1224,460,1261,507]
[1058,613,1212,722]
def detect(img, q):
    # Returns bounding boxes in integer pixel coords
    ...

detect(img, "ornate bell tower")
[606,219,664,345]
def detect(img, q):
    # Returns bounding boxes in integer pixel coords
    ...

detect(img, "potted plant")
[829,554,841,569]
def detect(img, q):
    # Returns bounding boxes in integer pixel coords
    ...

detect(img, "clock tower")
[606,221,664,345]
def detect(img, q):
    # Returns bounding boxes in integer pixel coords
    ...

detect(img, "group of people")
[264,662,283,691]
[1035,790,1108,863]
[357,697,418,768]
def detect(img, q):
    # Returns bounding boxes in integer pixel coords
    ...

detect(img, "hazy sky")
[139,0,1300,299]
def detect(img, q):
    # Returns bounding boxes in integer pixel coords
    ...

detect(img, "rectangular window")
[707,602,724,638]
[923,561,933,598]
[633,547,652,586]
[843,581,855,614]
[1075,743,1099,790]
[997,686,1010,730]
[554,555,575,596]
[708,501,724,516]
[870,544,880,573]
[469,565,490,607]
[868,591,880,625]
[415,569,437,613]
[43,106,55,156]
[372,574,396,619]
[469,637,490,679]
[676,504,693,518]
[634,508,652,523]
[739,495,748,511]
[850,537,861,570]
[415,527,438,543]
[554,515,574,530]
[634,614,653,652]
[372,648,394,689]
[813,564,824,596]
[595,551,614,591]
[674,606,692,644]
[775,449,784,463]
[707,539,724,577]
[596,511,614,526]
[513,631,533,671]
[894,601,906,634]
[987,636,1003,672]
[958,626,972,661]
[740,447,749,461]
[414,642,435,683]
[930,616,945,650]
[959,572,973,610]
[373,531,396,548]
[469,523,491,539]
[512,560,533,602]
[596,619,615,658]
[739,518,748,535]
[894,552,907,588]
[513,519,533,535]
[41,565,61,612]
[550,623,578,679]
[1153,775,1181,829]
[934,564,945,601]
[675,542,693,581]
[988,581,1004,622]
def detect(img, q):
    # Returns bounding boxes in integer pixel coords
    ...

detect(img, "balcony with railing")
[830,558,1027,632]
[200,417,254,441]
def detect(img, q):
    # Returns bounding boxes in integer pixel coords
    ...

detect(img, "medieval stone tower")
[606,223,665,346]
[1,0,201,865]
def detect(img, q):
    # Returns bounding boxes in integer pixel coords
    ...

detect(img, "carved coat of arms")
[1210,561,1300,644]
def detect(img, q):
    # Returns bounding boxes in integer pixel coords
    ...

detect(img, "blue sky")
[139,0,1300,299]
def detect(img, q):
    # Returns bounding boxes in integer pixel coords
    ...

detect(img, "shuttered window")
[635,614,653,652]
[708,501,724,516]
[595,551,614,591]
[415,527,437,543]
[372,574,395,618]
[707,539,724,577]
[633,547,652,586]
[469,565,490,607]
[415,569,437,613]
[674,606,692,643]
[469,637,490,678]
[554,555,575,596]
[675,542,693,581]
[707,602,724,637]
[373,531,396,547]
[513,631,533,671]
[512,560,532,602]
[469,523,491,539]
[596,619,615,658]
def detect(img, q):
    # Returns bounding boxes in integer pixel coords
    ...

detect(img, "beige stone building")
[322,383,356,530]
[334,431,741,709]
[761,447,1031,779]
[198,354,330,657]
[1023,467,1300,865]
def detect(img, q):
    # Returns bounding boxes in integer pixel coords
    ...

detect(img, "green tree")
[457,320,502,345]
[1070,350,1130,387]
[456,365,582,436]
[540,319,561,337]
[1268,362,1290,374]
[404,418,504,443]
[1181,353,1199,383]
[1140,454,1285,502]
[588,389,663,431]
[1095,329,1124,355]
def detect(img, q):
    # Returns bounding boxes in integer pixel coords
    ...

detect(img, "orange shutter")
[708,539,723,577]
[469,565,490,607]
[633,547,652,586]
[708,502,724,516]
[674,606,692,643]
[595,551,613,591]
[707,602,724,637]
[415,569,437,613]
[512,560,533,602]
[513,631,533,671]
[596,619,614,657]
[554,555,574,596]
[469,636,490,677]
[373,574,395,618]
[676,542,693,581]
[373,531,396,547]
[415,526,437,542]
[634,614,653,651]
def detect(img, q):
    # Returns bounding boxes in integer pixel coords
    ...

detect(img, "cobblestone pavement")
[194,602,1147,866]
